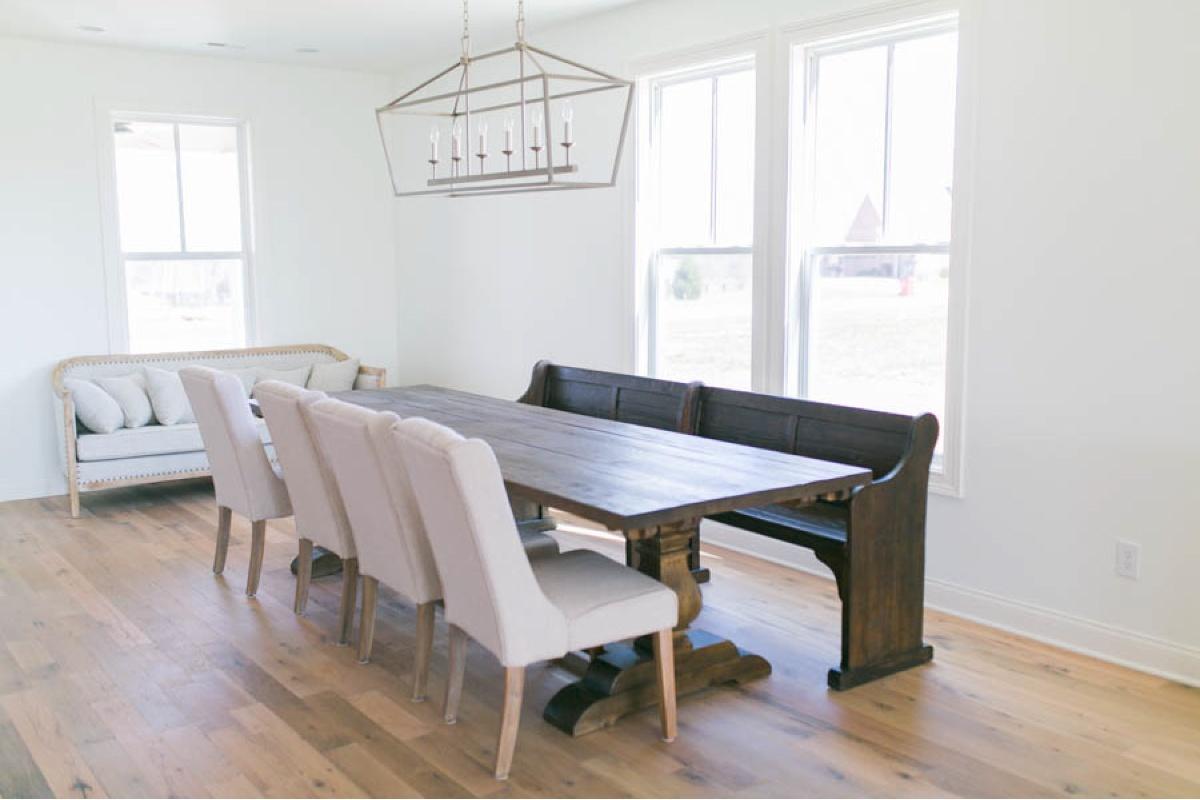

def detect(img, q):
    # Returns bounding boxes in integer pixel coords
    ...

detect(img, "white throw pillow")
[307,359,359,392]
[64,378,124,434]
[144,367,195,425]
[256,365,311,393]
[94,373,153,428]
[224,367,258,398]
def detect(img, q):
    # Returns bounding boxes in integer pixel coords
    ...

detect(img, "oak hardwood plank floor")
[0,480,1197,798]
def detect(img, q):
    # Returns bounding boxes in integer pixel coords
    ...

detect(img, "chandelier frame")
[376,2,634,198]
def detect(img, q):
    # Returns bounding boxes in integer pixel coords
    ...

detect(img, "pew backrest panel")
[520,360,701,434]
[696,387,919,480]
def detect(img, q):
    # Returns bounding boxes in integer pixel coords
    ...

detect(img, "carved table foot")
[544,630,770,736]
[544,518,771,736]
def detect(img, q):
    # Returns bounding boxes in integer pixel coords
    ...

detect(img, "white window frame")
[96,107,258,353]
[629,1,973,496]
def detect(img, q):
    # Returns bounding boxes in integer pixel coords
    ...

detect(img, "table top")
[335,385,872,531]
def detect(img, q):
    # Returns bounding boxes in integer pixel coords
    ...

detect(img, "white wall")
[392,0,1200,682]
[0,36,398,501]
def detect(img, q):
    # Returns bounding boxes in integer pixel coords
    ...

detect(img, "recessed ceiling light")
[296,47,319,54]
[78,25,106,33]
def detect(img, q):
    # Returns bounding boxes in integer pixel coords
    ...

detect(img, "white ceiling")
[0,0,640,73]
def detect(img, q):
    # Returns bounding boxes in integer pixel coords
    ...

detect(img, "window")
[642,61,756,389]
[634,11,965,490]
[792,19,958,468]
[110,117,253,352]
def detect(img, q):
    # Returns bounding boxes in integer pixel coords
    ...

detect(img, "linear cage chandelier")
[376,0,633,197]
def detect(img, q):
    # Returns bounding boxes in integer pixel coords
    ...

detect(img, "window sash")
[107,113,255,352]
[791,20,958,473]
[116,119,249,259]
[650,59,755,250]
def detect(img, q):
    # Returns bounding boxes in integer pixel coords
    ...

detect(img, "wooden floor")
[1,482,1198,799]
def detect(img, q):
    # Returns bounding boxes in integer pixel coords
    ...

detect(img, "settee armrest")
[354,365,387,390]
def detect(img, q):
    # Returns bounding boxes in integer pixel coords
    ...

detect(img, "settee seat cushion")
[76,419,273,462]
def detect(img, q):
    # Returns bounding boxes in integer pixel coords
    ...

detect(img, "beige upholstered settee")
[52,344,385,517]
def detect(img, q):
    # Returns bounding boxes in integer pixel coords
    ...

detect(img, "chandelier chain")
[461,0,470,58]
[516,0,526,42]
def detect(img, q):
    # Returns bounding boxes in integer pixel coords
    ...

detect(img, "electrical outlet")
[1115,540,1140,579]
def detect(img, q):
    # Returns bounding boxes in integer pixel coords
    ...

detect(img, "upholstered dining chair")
[393,416,679,780]
[179,366,292,598]
[254,381,359,645]
[307,398,560,700]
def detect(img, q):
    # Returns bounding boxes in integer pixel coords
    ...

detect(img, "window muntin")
[111,117,251,353]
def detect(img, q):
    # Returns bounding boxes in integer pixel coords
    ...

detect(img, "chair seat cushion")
[532,550,677,651]
[709,501,848,549]
[76,419,272,462]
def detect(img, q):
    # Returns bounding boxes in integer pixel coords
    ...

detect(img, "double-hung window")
[636,10,964,487]
[642,60,756,390]
[109,116,253,353]
[791,19,959,467]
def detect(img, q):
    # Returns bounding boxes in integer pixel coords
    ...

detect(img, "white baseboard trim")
[700,520,1200,688]
[0,479,63,505]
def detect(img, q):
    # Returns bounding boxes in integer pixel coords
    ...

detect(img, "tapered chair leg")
[294,538,313,615]
[412,602,436,702]
[213,506,232,575]
[245,519,267,597]
[494,666,525,780]
[444,624,469,724]
[337,557,359,646]
[357,576,379,663]
[653,628,677,742]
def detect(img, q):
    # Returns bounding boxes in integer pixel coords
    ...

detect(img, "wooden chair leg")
[444,624,469,724]
[69,484,81,519]
[213,506,232,575]
[412,602,436,702]
[494,666,525,780]
[294,538,313,615]
[337,557,359,646]
[653,628,677,742]
[245,519,266,597]
[357,576,378,663]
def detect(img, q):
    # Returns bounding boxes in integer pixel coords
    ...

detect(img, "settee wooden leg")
[68,485,81,519]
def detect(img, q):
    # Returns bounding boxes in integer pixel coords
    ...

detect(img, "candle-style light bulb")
[477,122,488,157]
[450,123,462,176]
[531,109,543,149]
[429,126,440,161]
[561,102,574,145]
[502,116,515,172]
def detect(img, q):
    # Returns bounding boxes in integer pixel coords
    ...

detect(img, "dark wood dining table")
[337,385,873,735]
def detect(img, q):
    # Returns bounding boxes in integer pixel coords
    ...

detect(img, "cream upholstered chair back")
[255,381,355,559]
[180,366,290,521]
[393,417,567,666]
[307,399,441,604]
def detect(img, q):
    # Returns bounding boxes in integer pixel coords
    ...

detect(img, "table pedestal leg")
[543,520,771,736]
